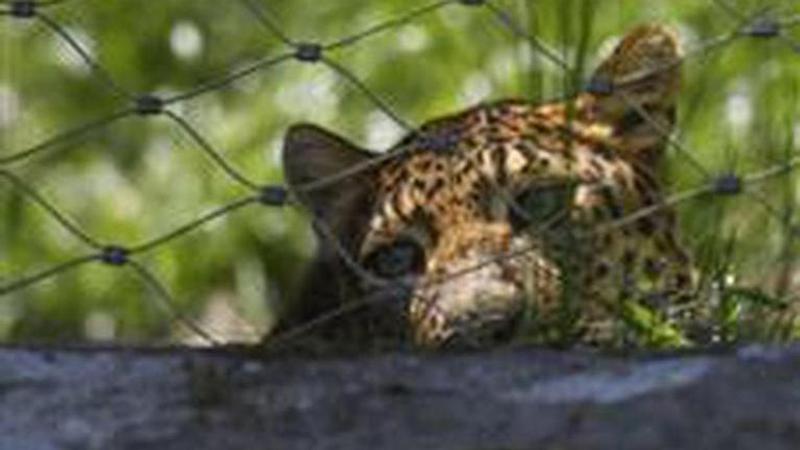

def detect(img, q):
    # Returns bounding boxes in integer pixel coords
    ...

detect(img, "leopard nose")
[409,268,527,348]
[447,311,523,348]
[411,298,525,348]
[408,227,551,348]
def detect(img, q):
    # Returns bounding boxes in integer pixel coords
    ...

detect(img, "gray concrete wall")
[1,344,798,449]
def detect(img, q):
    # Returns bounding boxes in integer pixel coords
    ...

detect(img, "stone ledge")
[0,344,798,449]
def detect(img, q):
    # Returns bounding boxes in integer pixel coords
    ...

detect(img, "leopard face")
[278,24,698,349]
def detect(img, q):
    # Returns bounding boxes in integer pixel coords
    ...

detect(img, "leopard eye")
[615,107,646,134]
[509,184,574,231]
[364,238,425,279]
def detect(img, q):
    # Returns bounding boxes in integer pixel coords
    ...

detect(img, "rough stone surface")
[0,344,799,449]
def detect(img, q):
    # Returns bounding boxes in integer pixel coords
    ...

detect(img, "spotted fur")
[278,24,699,349]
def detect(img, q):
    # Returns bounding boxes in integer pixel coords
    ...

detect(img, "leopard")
[272,24,702,350]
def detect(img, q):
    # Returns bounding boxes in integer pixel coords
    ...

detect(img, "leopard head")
[279,23,689,349]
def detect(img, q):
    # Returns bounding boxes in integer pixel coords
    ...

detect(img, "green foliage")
[619,301,691,349]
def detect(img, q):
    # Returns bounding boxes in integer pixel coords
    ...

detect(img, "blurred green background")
[1,0,799,344]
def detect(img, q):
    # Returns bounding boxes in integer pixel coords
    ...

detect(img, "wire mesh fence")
[1,0,799,349]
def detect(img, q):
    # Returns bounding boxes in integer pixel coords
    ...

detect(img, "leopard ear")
[587,24,682,168]
[589,24,682,116]
[282,123,377,247]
